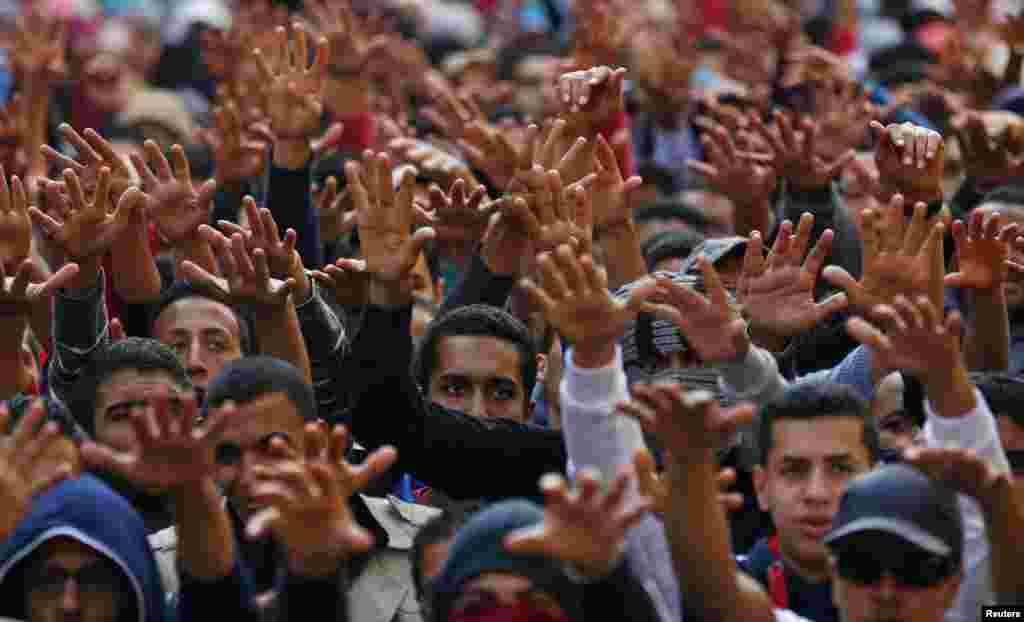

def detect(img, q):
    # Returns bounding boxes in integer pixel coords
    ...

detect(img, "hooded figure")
[0,475,167,622]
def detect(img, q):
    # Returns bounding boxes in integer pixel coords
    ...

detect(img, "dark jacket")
[737,536,838,622]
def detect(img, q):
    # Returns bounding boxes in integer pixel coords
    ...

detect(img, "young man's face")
[452,572,566,621]
[24,537,126,622]
[152,297,244,395]
[214,392,305,522]
[754,416,874,579]
[94,368,184,494]
[872,373,918,454]
[830,535,961,622]
[428,335,528,422]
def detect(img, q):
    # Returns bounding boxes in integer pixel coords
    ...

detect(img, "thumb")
[79,441,132,476]
[816,292,849,320]
[821,265,858,293]
[503,524,553,557]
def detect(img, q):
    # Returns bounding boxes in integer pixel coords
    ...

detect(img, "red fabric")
[594,111,634,176]
[768,535,789,609]
[829,27,858,56]
[450,602,571,622]
[699,0,728,33]
[336,113,378,153]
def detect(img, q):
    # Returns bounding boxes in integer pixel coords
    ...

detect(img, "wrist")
[273,138,313,170]
[571,340,617,369]
[369,278,412,308]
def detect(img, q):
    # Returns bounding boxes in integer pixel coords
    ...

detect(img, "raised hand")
[645,257,751,365]
[824,195,947,313]
[0,95,30,178]
[457,117,526,191]
[870,121,944,207]
[845,295,963,380]
[618,384,756,460]
[182,227,296,307]
[348,152,435,285]
[0,400,74,541]
[311,258,369,308]
[217,196,305,284]
[80,389,233,493]
[753,110,854,191]
[810,79,876,161]
[519,244,657,356]
[589,133,643,230]
[28,168,144,261]
[0,259,79,315]
[245,423,397,576]
[316,176,357,243]
[557,65,627,119]
[504,468,650,578]
[0,172,33,267]
[197,100,268,186]
[633,446,745,515]
[5,11,66,83]
[40,125,135,204]
[256,24,329,141]
[903,446,1011,508]
[738,215,849,342]
[946,210,1019,291]
[951,111,1024,183]
[387,138,478,191]
[131,141,217,246]
[687,121,776,234]
[306,0,381,76]
[414,178,492,243]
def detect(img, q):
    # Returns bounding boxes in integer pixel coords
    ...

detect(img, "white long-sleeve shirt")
[560,345,681,622]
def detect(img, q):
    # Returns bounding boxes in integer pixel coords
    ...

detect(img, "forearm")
[0,317,29,400]
[664,455,774,622]
[172,478,235,581]
[251,300,313,385]
[981,479,1024,603]
[922,362,978,419]
[110,224,162,303]
[267,157,323,269]
[963,289,1010,372]
[296,280,349,421]
[50,260,108,405]
[599,222,647,289]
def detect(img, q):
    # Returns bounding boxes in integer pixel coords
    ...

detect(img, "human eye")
[491,382,518,402]
[441,379,467,397]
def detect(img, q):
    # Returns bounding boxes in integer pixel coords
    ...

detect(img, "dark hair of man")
[149,280,255,355]
[410,503,479,600]
[70,338,192,434]
[204,356,317,422]
[757,381,880,465]
[971,372,1024,427]
[634,199,713,234]
[642,229,707,272]
[413,304,538,405]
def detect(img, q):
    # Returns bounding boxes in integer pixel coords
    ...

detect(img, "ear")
[752,465,771,512]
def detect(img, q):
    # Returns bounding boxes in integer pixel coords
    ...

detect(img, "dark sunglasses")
[27,560,123,597]
[835,548,957,588]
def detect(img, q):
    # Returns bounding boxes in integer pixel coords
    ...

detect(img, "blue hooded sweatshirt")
[0,475,167,622]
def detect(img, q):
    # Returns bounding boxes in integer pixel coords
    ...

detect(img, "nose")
[469,388,488,419]
[185,340,207,376]
[872,573,902,602]
[61,577,80,613]
[804,466,831,504]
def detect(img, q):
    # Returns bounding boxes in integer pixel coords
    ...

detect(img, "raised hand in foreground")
[246,423,397,577]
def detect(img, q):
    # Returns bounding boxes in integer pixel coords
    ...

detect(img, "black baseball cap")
[824,464,963,560]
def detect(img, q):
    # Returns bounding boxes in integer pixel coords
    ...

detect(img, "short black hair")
[634,200,713,234]
[204,356,316,422]
[414,304,537,405]
[150,281,254,355]
[410,503,479,600]
[642,229,707,272]
[757,381,879,465]
[972,372,1024,427]
[70,338,192,434]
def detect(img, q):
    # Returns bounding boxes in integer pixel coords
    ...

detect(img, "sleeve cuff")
[563,345,626,408]
[718,347,777,397]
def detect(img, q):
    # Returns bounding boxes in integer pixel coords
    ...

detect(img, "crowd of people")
[0,0,1023,621]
